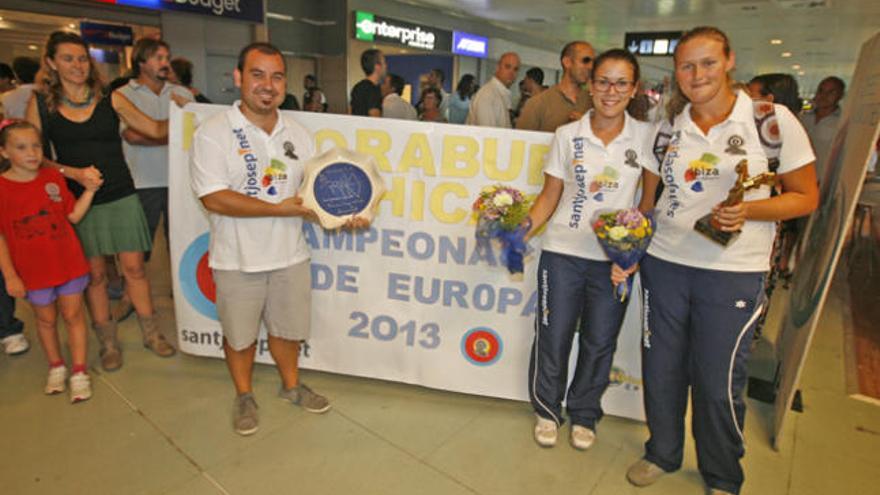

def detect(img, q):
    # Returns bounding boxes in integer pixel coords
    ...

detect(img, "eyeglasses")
[592,79,635,92]
[581,56,593,65]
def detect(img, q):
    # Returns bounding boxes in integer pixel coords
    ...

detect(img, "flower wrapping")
[592,208,655,301]
[472,184,534,276]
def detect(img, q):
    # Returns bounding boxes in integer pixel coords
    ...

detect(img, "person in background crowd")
[525,48,655,452]
[466,52,520,128]
[279,92,300,111]
[418,87,446,123]
[381,73,417,121]
[169,57,211,103]
[350,49,386,117]
[630,26,818,495]
[303,87,327,113]
[448,74,477,125]
[302,74,326,109]
[517,41,595,132]
[0,63,14,93]
[427,68,450,120]
[191,42,369,436]
[0,120,97,403]
[2,57,41,119]
[27,31,185,372]
[800,76,845,184]
[747,73,802,114]
[115,38,194,329]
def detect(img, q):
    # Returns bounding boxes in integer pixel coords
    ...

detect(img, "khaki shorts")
[213,261,311,351]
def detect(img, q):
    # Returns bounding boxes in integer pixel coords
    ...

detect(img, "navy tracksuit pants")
[0,275,24,340]
[528,250,628,429]
[640,255,765,495]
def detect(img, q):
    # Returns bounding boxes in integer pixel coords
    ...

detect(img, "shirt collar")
[677,89,752,135]
[576,109,636,148]
[127,78,172,95]
[228,100,285,138]
[490,76,511,97]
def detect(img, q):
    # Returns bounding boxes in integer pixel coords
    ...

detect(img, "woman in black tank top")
[26,32,181,370]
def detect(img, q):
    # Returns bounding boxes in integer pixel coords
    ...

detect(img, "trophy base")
[694,213,740,246]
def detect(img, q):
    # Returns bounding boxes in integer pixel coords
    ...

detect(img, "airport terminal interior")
[0,0,878,494]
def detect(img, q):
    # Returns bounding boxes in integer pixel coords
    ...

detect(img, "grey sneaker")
[233,393,259,436]
[626,458,666,487]
[278,383,331,413]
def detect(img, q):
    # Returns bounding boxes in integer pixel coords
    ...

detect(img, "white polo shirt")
[542,110,656,261]
[465,77,512,128]
[118,80,193,189]
[191,101,313,273]
[646,91,815,272]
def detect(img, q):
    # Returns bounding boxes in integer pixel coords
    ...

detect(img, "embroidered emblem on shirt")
[45,183,62,203]
[283,141,298,160]
[725,134,746,155]
[624,149,640,168]
[735,300,747,309]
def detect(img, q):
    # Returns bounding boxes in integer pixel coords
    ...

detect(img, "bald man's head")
[560,41,595,85]
[495,52,521,88]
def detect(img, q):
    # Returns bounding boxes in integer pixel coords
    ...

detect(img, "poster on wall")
[772,31,880,449]
[168,105,647,421]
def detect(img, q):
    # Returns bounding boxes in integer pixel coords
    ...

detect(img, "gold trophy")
[693,159,776,246]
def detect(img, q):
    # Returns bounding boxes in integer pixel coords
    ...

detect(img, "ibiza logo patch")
[725,134,746,155]
[684,152,720,192]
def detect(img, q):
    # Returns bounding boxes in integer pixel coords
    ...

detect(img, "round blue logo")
[313,162,373,216]
[179,232,218,320]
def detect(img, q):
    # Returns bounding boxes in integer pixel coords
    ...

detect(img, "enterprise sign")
[624,31,683,57]
[452,31,488,58]
[92,0,264,23]
[354,10,451,52]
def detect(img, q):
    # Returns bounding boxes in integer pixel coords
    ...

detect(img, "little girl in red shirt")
[0,120,99,403]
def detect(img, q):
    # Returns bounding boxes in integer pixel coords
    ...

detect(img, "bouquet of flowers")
[592,208,655,302]
[472,184,534,278]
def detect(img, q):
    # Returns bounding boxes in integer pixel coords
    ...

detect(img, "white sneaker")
[69,372,92,403]
[534,415,558,447]
[570,425,596,450]
[1,334,29,355]
[45,366,68,395]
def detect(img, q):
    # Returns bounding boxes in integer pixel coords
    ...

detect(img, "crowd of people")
[0,23,859,495]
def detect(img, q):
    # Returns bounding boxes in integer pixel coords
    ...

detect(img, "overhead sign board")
[80,21,133,46]
[452,31,488,58]
[92,0,265,23]
[624,31,683,57]
[354,10,452,52]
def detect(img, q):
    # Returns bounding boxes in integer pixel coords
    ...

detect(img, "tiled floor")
[1,236,879,495]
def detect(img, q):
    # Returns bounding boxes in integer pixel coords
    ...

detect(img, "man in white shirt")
[191,42,367,436]
[118,39,193,266]
[1,57,40,119]
[381,73,417,120]
[466,52,521,128]
[800,76,845,184]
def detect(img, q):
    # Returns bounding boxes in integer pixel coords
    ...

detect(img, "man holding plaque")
[191,42,365,436]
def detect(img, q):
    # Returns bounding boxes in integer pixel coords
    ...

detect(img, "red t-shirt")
[0,167,90,290]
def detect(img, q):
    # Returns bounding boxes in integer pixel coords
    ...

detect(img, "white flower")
[608,226,629,241]
[493,192,514,208]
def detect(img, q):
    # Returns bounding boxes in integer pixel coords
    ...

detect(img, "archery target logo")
[179,232,217,320]
[461,327,503,366]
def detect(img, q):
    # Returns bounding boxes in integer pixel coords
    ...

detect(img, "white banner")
[168,103,645,421]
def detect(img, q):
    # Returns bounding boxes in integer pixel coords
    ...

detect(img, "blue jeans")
[528,250,629,429]
[0,275,24,339]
